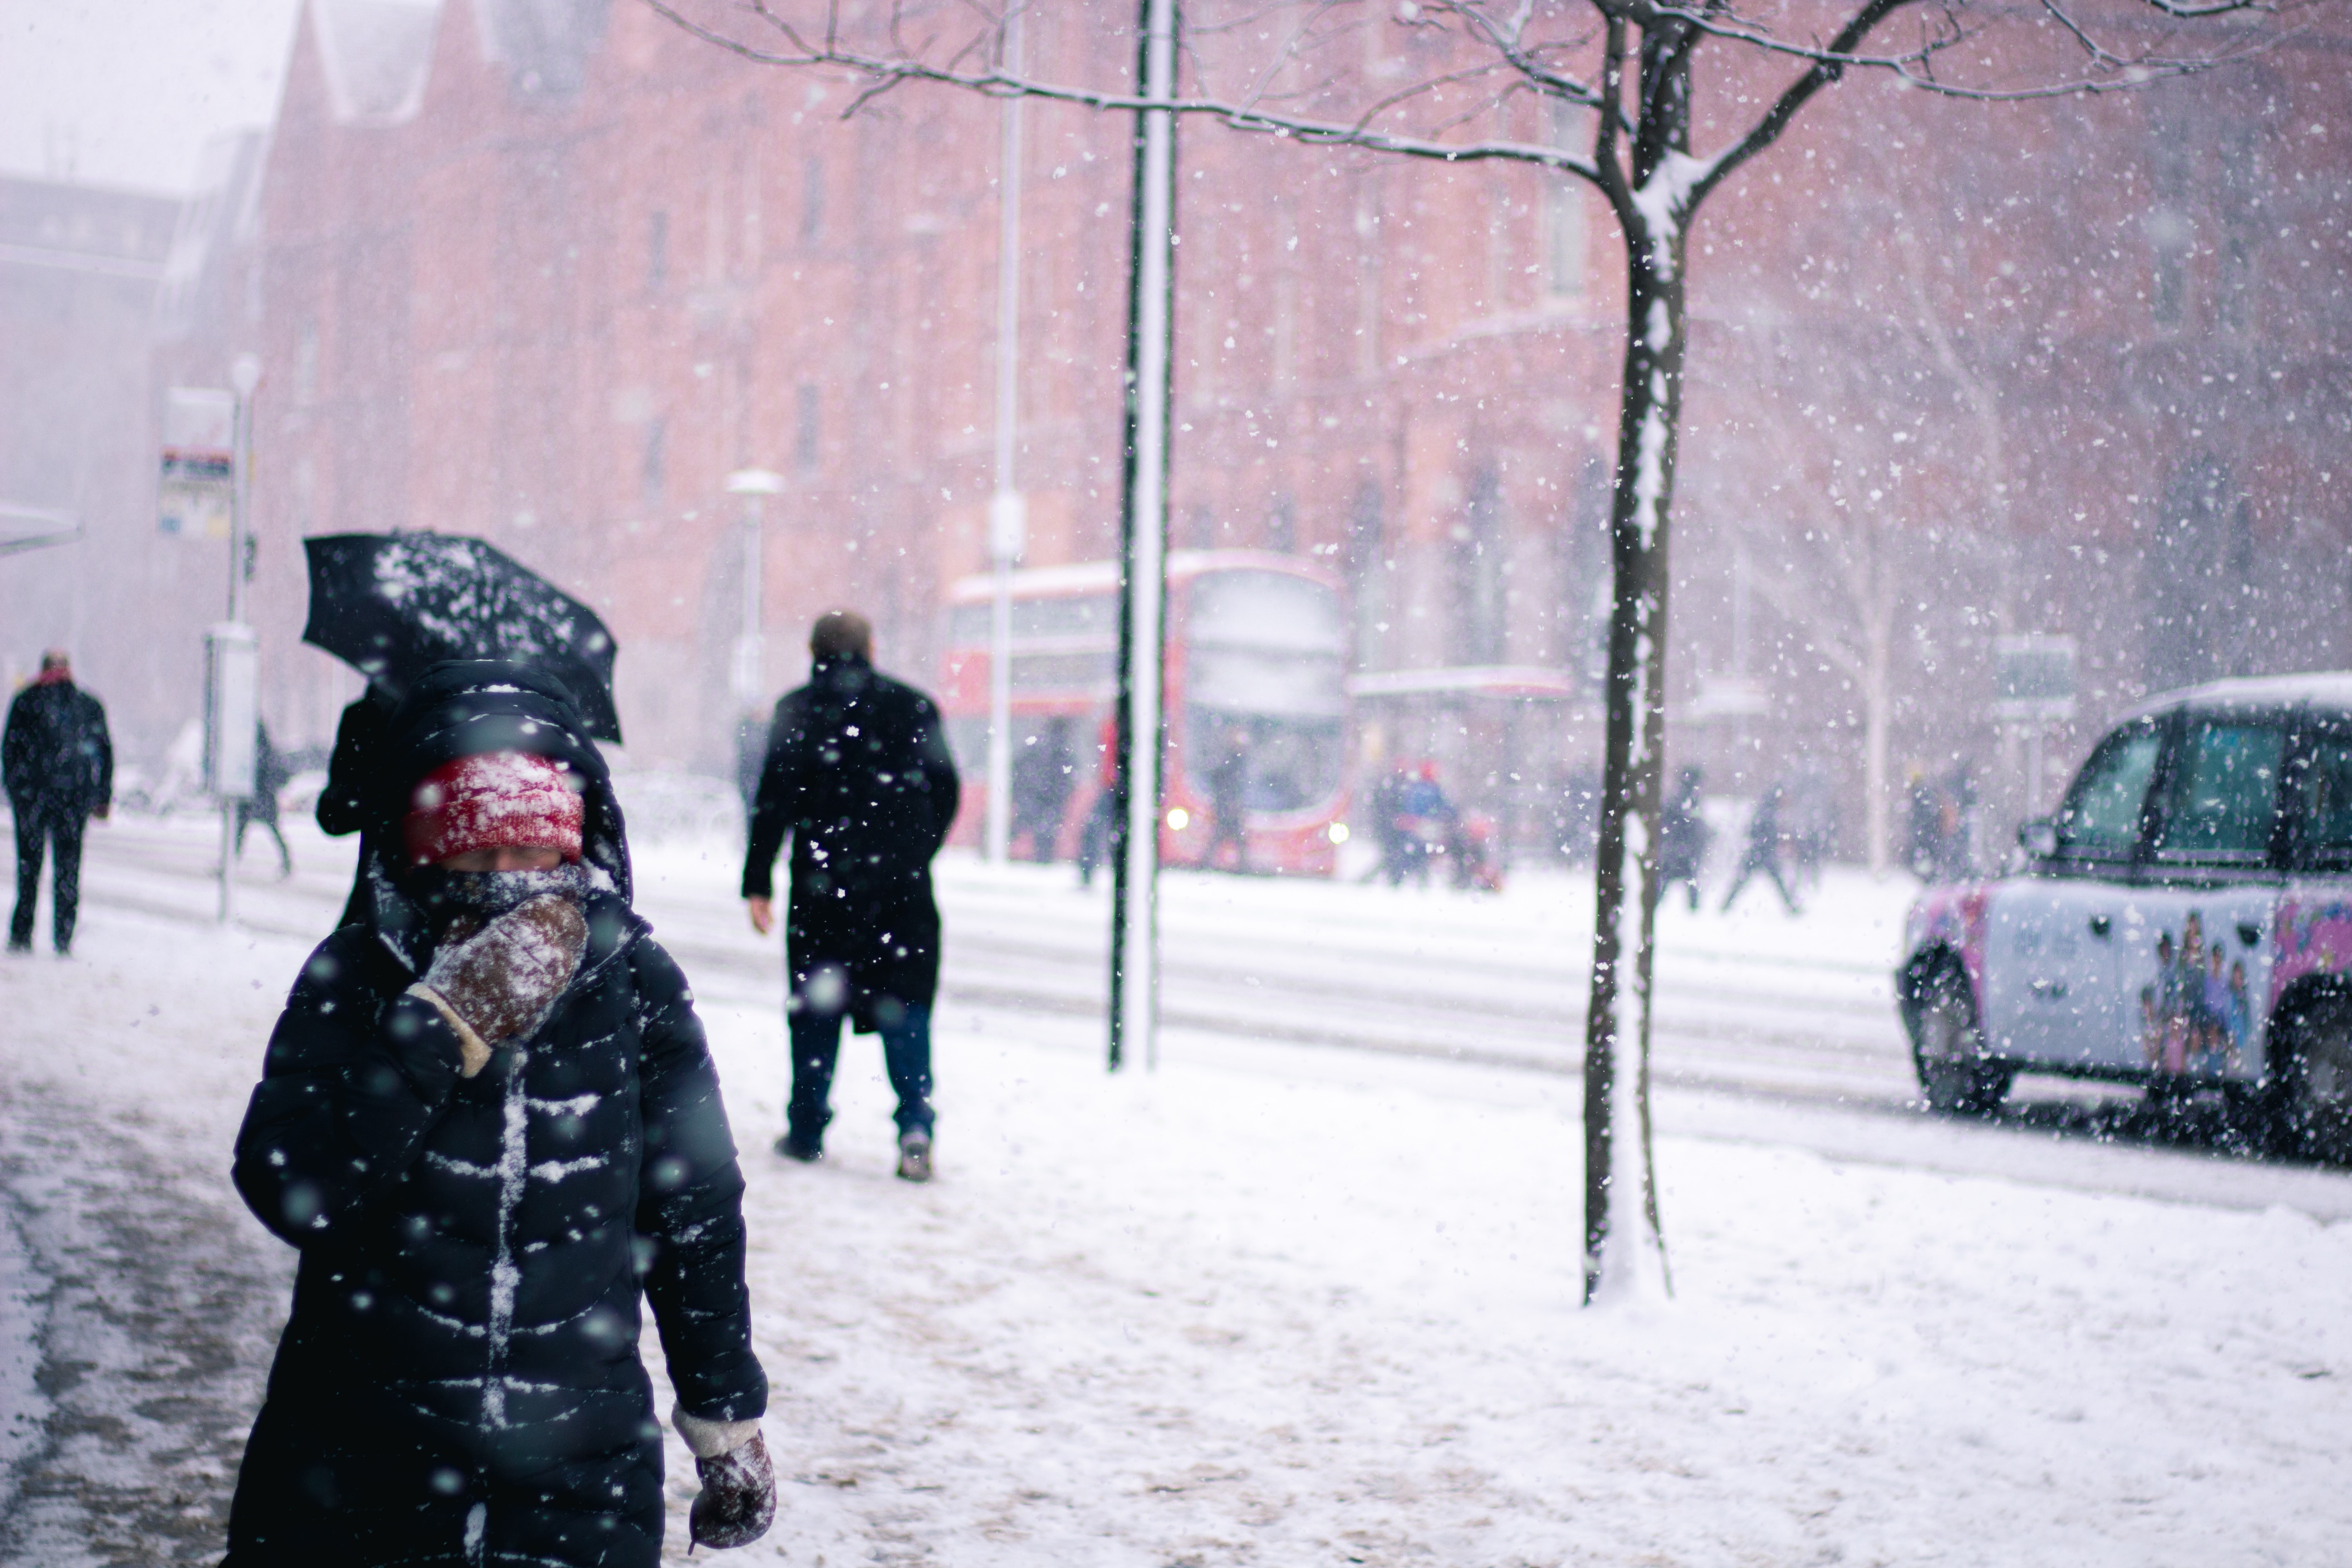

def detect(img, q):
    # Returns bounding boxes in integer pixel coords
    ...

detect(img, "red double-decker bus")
[940,549,1349,876]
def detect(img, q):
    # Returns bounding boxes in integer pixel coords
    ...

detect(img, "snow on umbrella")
[301,532,624,743]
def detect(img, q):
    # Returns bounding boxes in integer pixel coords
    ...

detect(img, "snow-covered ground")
[6,811,2352,1563]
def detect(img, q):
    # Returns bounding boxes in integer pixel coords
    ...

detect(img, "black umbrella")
[301,532,624,743]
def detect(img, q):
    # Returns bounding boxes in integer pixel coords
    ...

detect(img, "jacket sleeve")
[631,940,768,1422]
[1,696,24,806]
[231,934,473,1247]
[86,695,111,811]
[914,696,960,858]
[740,696,804,900]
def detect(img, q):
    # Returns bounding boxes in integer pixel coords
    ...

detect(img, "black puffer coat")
[227,663,765,1567]
[2,676,110,818]
[742,654,960,1028]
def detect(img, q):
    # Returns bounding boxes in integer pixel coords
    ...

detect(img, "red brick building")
[228,0,2351,856]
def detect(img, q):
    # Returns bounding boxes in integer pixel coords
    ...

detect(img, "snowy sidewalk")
[6,898,2352,1564]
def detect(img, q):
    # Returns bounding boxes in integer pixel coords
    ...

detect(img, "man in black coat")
[5,650,112,955]
[227,661,774,1564]
[743,611,960,1181]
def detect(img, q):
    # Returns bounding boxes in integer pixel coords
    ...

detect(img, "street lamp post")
[726,468,785,808]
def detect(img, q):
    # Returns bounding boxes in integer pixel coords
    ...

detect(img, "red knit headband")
[402,751,584,867]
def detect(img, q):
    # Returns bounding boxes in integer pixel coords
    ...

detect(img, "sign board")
[161,387,236,537]
[988,490,1028,563]
[205,622,259,798]
[1992,634,2078,723]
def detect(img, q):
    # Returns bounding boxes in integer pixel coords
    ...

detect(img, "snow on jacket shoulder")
[226,901,764,1565]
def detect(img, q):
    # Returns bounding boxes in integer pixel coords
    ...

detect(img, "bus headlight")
[1166,808,1190,830]
[1329,822,1350,844]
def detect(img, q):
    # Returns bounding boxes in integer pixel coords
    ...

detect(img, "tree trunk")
[1581,53,1692,1299]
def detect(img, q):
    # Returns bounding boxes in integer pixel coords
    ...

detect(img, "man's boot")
[896,1129,932,1184]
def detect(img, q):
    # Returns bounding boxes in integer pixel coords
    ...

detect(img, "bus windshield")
[1184,569,1346,813]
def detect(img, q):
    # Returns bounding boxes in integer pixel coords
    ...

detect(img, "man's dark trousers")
[11,806,83,952]
[784,1002,935,1152]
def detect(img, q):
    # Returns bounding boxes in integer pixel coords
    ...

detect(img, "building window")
[2216,125,2259,334]
[800,157,824,245]
[1544,99,1585,299]
[1345,478,1384,669]
[2146,128,2192,332]
[648,210,668,292]
[1450,470,1507,666]
[2147,209,2191,331]
[642,418,666,505]
[794,384,821,473]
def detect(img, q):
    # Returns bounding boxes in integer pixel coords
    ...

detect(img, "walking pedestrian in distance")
[743,611,960,1181]
[1658,766,1711,912]
[235,718,293,879]
[1075,713,1117,887]
[1204,724,1252,872]
[226,660,772,1563]
[5,650,112,956]
[1721,781,1803,916]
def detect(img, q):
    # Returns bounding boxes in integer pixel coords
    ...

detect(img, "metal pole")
[985,10,1027,866]
[1108,0,1177,1072]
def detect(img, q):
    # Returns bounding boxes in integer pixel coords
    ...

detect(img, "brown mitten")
[689,1429,776,1549]
[416,895,588,1072]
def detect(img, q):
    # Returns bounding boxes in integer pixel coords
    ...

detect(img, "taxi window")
[2155,720,2284,863]
[2289,727,2352,867]
[2056,725,2161,858]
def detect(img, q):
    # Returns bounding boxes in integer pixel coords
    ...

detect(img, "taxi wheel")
[1912,961,2012,1117]
[2273,992,2352,1164]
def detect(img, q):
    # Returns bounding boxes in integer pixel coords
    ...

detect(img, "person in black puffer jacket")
[743,611,959,1180]
[5,649,112,955]
[226,660,773,1566]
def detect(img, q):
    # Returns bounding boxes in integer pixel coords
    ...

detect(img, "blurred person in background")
[1721,781,1803,916]
[1784,758,1835,892]
[1905,764,1940,880]
[1204,724,1252,872]
[5,650,111,956]
[1010,718,1075,862]
[235,718,293,879]
[1935,759,1979,882]
[1365,761,1414,885]
[1659,766,1711,912]
[1076,714,1118,887]
[744,611,959,1181]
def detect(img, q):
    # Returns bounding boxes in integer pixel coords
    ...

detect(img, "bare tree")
[653,0,2295,1302]
[1707,336,1926,877]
